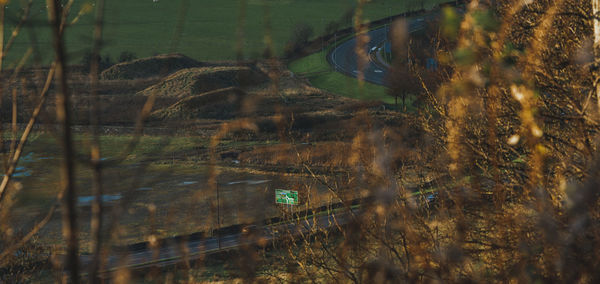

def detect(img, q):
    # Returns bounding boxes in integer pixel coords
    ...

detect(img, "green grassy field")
[2,0,441,67]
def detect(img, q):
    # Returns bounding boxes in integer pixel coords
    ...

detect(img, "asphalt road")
[327,17,427,87]
[79,207,358,275]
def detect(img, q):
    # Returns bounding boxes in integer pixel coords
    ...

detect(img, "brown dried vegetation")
[2,0,600,283]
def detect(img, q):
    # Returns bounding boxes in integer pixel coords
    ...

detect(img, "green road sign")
[275,189,298,205]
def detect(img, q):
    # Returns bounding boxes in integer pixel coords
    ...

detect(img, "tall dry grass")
[275,0,600,282]
[1,0,600,283]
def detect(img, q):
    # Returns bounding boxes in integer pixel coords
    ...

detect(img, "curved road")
[328,17,427,87]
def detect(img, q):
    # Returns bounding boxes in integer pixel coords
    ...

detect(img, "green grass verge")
[2,0,445,66]
[289,49,417,108]
[290,50,393,103]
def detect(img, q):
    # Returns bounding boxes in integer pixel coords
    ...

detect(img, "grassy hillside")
[3,0,444,66]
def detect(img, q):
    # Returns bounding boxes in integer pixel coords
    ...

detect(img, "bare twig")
[0,204,58,266]
[47,0,79,282]
[88,0,106,282]
[0,63,55,205]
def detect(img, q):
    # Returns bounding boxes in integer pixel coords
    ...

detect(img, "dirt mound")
[100,54,202,80]
[139,66,268,99]
[152,87,247,120]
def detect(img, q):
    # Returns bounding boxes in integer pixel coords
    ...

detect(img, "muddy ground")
[2,54,425,252]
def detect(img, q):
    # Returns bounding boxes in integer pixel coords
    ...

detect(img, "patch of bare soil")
[151,87,248,120]
[138,66,269,99]
[100,53,203,80]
